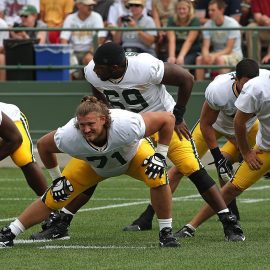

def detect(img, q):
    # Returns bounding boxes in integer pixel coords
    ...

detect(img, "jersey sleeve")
[142,54,164,84]
[205,80,225,110]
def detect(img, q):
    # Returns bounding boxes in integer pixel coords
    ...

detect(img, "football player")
[0,96,179,247]
[31,42,243,242]
[174,68,270,239]
[0,102,48,196]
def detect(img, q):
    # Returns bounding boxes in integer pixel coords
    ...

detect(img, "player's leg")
[177,146,270,241]
[11,118,48,195]
[126,139,179,247]
[123,122,213,231]
[0,161,101,247]
[30,158,101,240]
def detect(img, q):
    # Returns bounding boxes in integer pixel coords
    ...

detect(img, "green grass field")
[1,167,270,269]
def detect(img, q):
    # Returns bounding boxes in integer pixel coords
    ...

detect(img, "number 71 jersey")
[54,109,146,178]
[84,53,176,113]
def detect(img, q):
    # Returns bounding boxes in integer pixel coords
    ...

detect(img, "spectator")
[195,0,241,24]
[240,0,252,26]
[195,0,243,80]
[0,13,9,81]
[10,5,47,44]
[113,0,157,56]
[40,0,74,44]
[60,0,107,79]
[94,0,115,26]
[152,0,177,60]
[3,0,40,26]
[246,0,270,62]
[167,0,201,68]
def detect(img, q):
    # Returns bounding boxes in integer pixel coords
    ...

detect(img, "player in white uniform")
[0,109,23,163]
[0,96,179,248]
[31,42,244,242]
[0,102,47,195]
[174,68,270,240]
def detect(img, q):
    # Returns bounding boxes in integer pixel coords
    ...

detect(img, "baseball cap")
[128,0,145,6]
[77,0,96,5]
[93,42,126,65]
[19,5,38,16]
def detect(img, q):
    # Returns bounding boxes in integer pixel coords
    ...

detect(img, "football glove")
[215,156,234,182]
[50,176,74,202]
[142,153,167,179]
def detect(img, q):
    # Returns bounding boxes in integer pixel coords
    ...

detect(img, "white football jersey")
[0,102,21,122]
[84,52,176,113]
[54,109,146,178]
[235,69,270,150]
[205,72,258,137]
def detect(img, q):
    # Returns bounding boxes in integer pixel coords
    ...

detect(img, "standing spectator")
[246,0,270,62]
[195,0,241,24]
[195,0,243,80]
[167,0,201,68]
[10,5,47,44]
[152,0,177,60]
[0,9,9,81]
[94,0,115,26]
[40,0,74,44]
[3,0,40,26]
[60,0,107,79]
[113,0,157,56]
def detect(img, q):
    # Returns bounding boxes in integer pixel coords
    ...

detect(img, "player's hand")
[174,121,191,141]
[243,149,263,170]
[50,176,74,202]
[215,156,234,182]
[142,153,167,179]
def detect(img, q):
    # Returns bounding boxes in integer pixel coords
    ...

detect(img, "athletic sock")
[9,219,25,236]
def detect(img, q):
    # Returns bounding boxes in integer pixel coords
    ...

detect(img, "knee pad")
[189,168,215,193]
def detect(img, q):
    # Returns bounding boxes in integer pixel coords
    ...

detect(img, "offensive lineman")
[172,68,270,238]
[0,102,48,196]
[0,96,178,248]
[31,42,244,242]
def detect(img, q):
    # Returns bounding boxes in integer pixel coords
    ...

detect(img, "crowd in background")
[0,0,269,81]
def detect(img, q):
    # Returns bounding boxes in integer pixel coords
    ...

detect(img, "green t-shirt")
[167,16,201,54]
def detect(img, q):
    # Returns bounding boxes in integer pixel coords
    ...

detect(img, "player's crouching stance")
[0,96,179,248]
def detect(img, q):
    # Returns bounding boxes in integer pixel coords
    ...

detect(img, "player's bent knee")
[189,168,215,193]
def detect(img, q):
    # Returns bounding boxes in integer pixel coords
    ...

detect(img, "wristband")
[48,165,62,180]
[156,143,169,158]
[210,147,223,162]
[173,106,186,124]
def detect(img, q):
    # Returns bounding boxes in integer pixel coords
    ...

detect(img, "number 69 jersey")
[84,53,176,113]
[54,109,146,178]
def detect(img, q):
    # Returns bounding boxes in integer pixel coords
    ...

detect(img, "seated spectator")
[40,0,74,44]
[167,0,201,68]
[0,13,9,81]
[195,0,243,80]
[240,0,252,26]
[152,0,177,60]
[246,0,270,62]
[3,0,40,27]
[60,0,107,79]
[113,0,157,56]
[10,5,47,44]
[195,0,241,24]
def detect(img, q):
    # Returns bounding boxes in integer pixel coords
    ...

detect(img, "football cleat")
[159,227,180,247]
[219,213,245,241]
[0,227,15,248]
[263,172,270,179]
[174,225,195,238]
[30,211,72,240]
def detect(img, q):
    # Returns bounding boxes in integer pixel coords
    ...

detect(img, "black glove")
[142,153,167,179]
[50,176,74,202]
[210,147,234,182]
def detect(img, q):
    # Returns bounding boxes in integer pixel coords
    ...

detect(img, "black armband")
[173,105,186,124]
[210,147,223,162]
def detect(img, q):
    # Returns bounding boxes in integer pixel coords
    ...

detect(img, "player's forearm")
[200,125,219,150]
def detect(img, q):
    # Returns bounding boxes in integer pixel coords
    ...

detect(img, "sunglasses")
[20,15,29,18]
[129,4,142,7]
